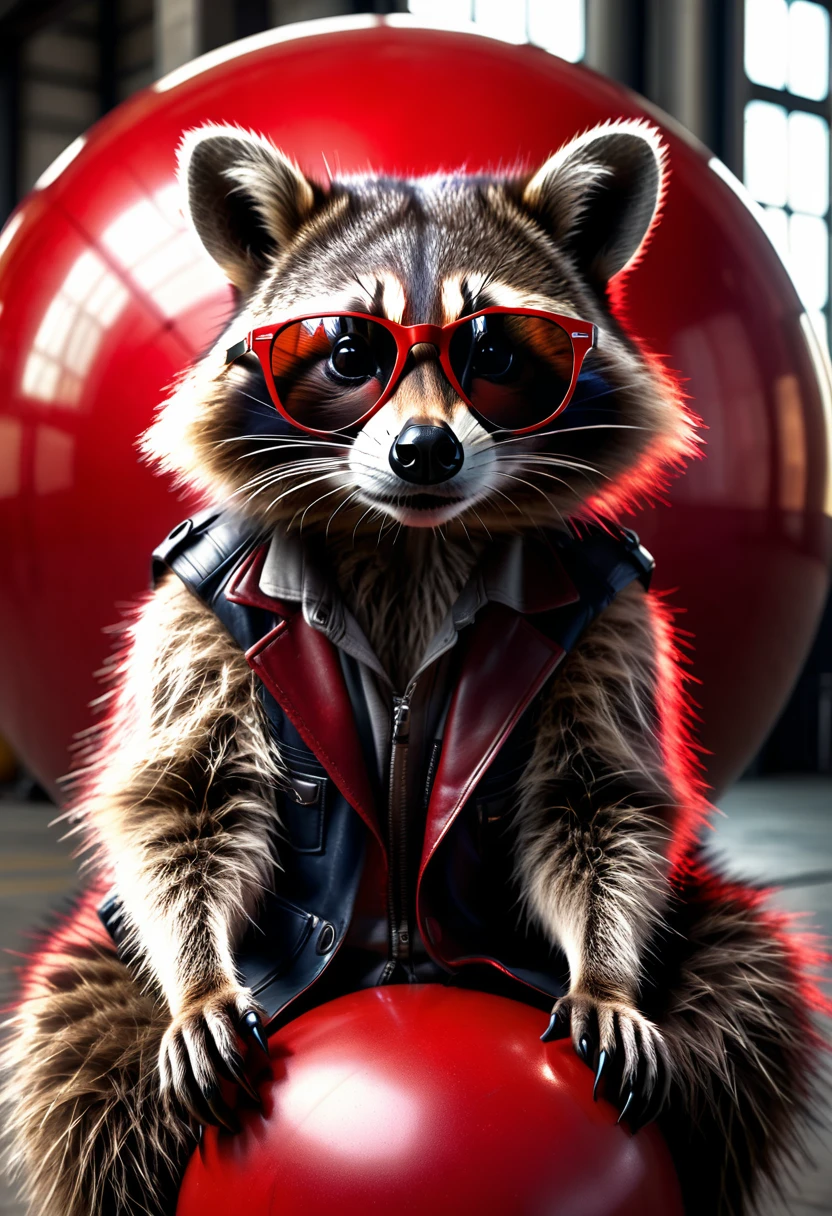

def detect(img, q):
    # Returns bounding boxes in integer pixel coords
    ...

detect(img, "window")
[744,0,832,344]
[406,0,585,63]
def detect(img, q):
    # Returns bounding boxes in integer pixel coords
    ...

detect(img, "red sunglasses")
[225,306,596,437]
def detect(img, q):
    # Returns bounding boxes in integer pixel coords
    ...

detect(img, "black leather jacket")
[100,508,653,1028]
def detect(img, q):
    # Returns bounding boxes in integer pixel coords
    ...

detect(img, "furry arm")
[82,575,281,1125]
[514,581,687,1115]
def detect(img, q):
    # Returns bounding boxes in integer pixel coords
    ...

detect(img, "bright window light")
[788,1,830,100]
[407,0,586,61]
[761,204,790,259]
[407,0,472,25]
[528,0,585,63]
[745,0,789,89]
[789,212,829,309]
[474,0,526,43]
[807,309,829,345]
[744,100,789,206]
[788,110,830,215]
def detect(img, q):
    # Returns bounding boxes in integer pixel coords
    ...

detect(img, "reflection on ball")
[176,985,684,1216]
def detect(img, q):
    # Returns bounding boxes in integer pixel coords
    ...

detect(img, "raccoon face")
[143,121,696,536]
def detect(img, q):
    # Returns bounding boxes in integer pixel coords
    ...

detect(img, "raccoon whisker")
[478,485,529,528]
[467,504,492,540]
[260,471,352,514]
[236,464,382,505]
[456,512,476,549]
[233,456,384,490]
[496,454,608,477]
[475,485,514,526]
[235,467,379,510]
[220,433,344,447]
[570,383,644,406]
[495,471,567,527]
[512,464,595,492]
[475,423,651,448]
[510,457,611,483]
[352,503,380,545]
[243,466,351,502]
[325,488,365,540]
[233,389,281,414]
[230,463,353,503]
[237,457,352,480]
[238,458,353,482]
[473,482,517,516]
[229,442,349,460]
[296,482,356,534]
[500,466,573,495]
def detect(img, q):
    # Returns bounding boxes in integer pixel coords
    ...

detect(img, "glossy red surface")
[0,17,829,794]
[176,985,683,1216]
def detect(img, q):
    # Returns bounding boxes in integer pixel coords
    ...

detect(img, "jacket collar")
[257,528,579,685]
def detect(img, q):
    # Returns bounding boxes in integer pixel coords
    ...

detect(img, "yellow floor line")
[0,877,79,896]
[0,855,76,872]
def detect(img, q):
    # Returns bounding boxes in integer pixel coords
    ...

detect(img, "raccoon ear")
[521,120,666,285]
[178,124,319,294]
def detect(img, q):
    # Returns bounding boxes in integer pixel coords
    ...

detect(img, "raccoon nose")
[389,420,465,485]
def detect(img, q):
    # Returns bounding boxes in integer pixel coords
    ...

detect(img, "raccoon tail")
[2,910,193,1216]
[652,856,827,1216]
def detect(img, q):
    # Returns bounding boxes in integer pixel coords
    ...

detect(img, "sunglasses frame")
[226,305,597,437]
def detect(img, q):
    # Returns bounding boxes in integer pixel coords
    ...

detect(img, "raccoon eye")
[328,334,376,383]
[471,332,513,379]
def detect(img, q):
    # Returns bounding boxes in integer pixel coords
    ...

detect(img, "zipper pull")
[392,694,411,744]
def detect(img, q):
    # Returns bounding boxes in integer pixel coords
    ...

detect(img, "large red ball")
[0,18,829,794]
[176,986,683,1216]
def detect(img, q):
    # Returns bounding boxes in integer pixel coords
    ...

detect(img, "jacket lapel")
[227,546,382,851]
[419,602,566,878]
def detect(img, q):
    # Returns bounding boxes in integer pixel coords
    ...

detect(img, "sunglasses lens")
[269,316,398,431]
[448,313,576,431]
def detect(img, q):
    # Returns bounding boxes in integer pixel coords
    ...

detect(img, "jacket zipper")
[381,685,415,982]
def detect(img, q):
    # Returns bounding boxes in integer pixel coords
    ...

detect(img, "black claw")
[212,1044,262,1107]
[228,1059,262,1106]
[593,1049,608,1101]
[617,1089,635,1125]
[540,1009,568,1043]
[183,1088,216,1130]
[579,1035,591,1062]
[204,1085,240,1135]
[636,1078,667,1131]
[241,1009,269,1057]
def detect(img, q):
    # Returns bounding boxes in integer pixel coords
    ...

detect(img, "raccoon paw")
[158,984,264,1131]
[541,992,672,1130]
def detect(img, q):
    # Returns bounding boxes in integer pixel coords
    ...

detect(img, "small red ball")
[176,986,683,1216]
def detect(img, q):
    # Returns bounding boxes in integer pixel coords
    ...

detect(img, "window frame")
[405,0,586,63]
[740,0,832,343]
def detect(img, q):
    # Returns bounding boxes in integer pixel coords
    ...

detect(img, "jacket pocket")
[277,739,329,855]
[280,766,328,855]
[238,892,319,995]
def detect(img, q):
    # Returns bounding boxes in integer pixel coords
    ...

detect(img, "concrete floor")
[0,777,830,1214]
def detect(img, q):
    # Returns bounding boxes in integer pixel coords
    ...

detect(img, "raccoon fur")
[2,119,825,1216]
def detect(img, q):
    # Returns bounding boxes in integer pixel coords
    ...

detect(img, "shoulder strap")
[152,506,267,652]
[539,523,654,654]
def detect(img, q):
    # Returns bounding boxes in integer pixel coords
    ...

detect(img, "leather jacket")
[100,507,654,1028]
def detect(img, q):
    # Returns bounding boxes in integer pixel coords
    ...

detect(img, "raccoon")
[2,120,823,1216]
